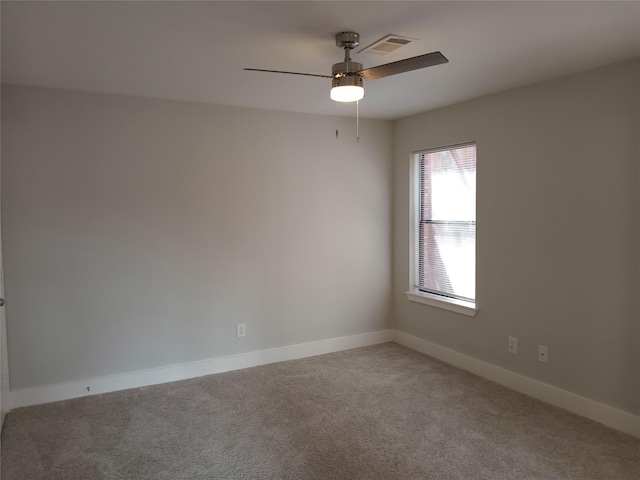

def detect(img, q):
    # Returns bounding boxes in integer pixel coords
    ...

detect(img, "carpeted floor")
[1,343,638,479]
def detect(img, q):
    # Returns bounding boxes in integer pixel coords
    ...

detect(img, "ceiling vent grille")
[358,34,415,55]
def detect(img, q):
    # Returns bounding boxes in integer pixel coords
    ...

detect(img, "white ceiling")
[2,1,639,120]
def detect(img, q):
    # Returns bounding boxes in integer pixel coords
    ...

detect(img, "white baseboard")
[9,329,394,410]
[394,331,640,439]
[8,328,639,440]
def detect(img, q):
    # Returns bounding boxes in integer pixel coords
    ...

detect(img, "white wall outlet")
[236,323,246,338]
[508,336,518,354]
[538,345,548,363]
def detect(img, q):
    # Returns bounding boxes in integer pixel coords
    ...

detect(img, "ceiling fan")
[245,31,448,103]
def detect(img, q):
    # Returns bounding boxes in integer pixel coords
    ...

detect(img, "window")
[406,143,477,316]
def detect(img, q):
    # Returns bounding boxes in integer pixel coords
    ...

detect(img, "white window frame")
[405,142,477,317]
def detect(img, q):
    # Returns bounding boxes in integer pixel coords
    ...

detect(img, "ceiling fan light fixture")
[330,75,364,102]
[331,85,364,102]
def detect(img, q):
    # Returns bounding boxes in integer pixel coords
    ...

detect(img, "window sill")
[405,290,477,317]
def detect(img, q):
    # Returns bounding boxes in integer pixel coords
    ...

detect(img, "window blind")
[417,144,476,302]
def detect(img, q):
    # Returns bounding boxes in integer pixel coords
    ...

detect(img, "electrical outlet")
[237,323,246,338]
[508,336,518,354]
[538,345,548,363]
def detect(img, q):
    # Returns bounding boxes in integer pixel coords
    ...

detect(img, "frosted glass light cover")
[330,85,364,102]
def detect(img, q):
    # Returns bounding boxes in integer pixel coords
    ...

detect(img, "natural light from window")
[416,144,476,304]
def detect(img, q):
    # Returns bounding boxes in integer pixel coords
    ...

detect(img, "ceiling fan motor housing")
[332,56,363,89]
[332,60,363,77]
[331,70,364,90]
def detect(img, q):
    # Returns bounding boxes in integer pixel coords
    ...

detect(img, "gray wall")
[1,86,393,389]
[3,59,639,417]
[393,59,640,414]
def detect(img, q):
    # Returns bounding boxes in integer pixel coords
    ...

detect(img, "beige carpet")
[1,343,638,479]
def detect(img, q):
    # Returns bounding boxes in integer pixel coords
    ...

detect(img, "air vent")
[358,34,415,55]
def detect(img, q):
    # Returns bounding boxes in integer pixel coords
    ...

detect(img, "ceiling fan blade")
[244,68,333,79]
[357,51,448,81]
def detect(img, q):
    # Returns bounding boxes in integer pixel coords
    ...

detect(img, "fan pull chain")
[336,102,339,139]
[356,100,360,143]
